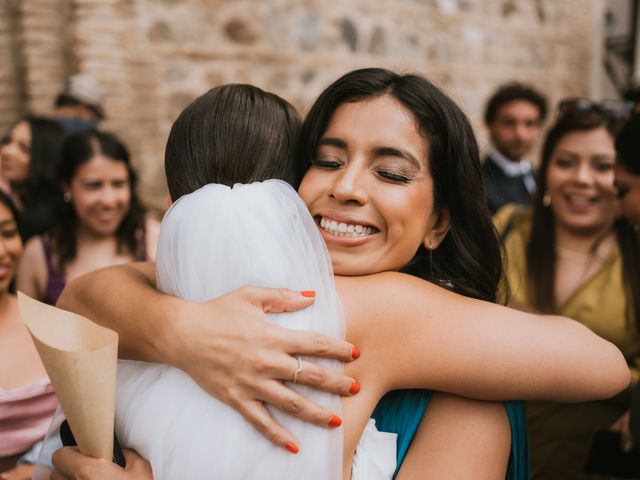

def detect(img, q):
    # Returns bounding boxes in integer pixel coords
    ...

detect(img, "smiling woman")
[16,130,158,306]
[0,191,58,478]
[494,105,639,479]
[299,95,448,276]
[0,116,66,241]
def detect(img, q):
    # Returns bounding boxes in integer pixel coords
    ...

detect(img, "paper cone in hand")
[18,292,118,460]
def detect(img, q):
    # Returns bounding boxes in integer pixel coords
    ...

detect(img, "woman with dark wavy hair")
[0,116,66,241]
[494,103,639,479]
[17,130,158,306]
[51,71,629,479]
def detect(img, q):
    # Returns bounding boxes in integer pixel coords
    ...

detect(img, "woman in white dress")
[53,73,629,480]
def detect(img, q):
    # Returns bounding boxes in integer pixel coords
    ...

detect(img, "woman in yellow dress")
[494,101,640,479]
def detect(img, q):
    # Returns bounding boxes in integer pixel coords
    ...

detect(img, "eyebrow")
[0,219,15,228]
[318,137,422,169]
[373,146,422,169]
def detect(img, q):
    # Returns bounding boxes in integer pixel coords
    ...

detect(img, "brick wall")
[0,0,603,208]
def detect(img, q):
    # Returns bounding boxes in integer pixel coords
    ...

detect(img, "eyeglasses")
[557,97,635,119]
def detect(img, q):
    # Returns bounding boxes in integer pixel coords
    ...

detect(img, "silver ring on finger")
[292,356,303,384]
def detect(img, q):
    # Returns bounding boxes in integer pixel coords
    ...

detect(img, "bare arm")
[396,393,510,480]
[339,272,629,402]
[57,262,360,449]
[16,236,47,301]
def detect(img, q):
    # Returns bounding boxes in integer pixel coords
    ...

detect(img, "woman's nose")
[573,162,594,185]
[330,165,367,205]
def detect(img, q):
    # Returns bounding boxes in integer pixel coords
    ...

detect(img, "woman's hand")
[0,463,34,480]
[168,286,360,450]
[50,448,151,480]
[59,264,359,451]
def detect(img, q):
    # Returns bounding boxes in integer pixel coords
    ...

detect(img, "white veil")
[115,180,344,479]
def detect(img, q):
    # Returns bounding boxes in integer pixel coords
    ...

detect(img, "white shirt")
[488,149,537,195]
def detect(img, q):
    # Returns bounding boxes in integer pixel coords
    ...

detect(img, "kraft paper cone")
[18,292,118,460]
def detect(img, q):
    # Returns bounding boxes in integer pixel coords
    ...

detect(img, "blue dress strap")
[372,390,530,479]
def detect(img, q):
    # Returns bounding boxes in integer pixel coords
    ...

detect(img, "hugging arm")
[57,262,359,449]
[339,272,629,402]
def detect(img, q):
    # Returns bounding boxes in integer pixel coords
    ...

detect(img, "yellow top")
[494,204,640,480]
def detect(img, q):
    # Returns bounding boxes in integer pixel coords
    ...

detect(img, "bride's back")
[115,85,346,479]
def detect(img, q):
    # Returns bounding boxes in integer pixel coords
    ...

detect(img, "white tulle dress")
[114,180,395,479]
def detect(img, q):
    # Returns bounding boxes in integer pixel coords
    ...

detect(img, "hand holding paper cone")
[18,292,119,460]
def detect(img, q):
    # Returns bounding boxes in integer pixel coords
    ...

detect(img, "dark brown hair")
[484,83,548,125]
[165,84,302,200]
[300,68,503,302]
[527,108,638,329]
[52,130,146,273]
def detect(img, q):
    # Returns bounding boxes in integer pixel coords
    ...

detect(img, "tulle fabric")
[115,180,344,479]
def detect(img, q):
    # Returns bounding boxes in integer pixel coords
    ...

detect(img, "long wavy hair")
[527,109,639,330]
[52,130,146,273]
[5,116,66,207]
[299,68,503,302]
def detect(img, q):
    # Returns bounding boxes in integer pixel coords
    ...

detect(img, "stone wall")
[0,0,603,209]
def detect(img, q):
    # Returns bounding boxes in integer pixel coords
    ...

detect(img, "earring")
[428,239,434,277]
[542,192,551,207]
[63,192,71,203]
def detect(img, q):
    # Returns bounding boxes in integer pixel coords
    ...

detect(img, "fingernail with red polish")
[300,290,316,298]
[285,443,299,454]
[351,346,360,359]
[328,415,342,427]
[349,382,361,395]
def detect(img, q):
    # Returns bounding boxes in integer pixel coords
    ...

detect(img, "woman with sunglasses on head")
[493,101,639,479]
[0,117,66,242]
[52,72,629,479]
[16,130,158,306]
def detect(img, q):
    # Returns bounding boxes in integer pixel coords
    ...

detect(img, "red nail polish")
[285,443,299,454]
[300,290,316,298]
[349,382,361,395]
[351,346,360,359]
[328,415,342,427]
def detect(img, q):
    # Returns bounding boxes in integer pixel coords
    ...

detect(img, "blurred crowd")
[0,73,639,480]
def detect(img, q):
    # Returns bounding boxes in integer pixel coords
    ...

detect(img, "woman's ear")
[423,208,451,250]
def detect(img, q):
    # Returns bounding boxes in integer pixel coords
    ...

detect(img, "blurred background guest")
[17,130,158,306]
[0,117,65,242]
[483,83,548,213]
[614,112,640,228]
[493,102,638,479]
[53,75,105,134]
[0,191,57,480]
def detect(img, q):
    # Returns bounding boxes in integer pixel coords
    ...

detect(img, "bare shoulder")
[19,236,48,275]
[335,271,459,315]
[17,235,48,298]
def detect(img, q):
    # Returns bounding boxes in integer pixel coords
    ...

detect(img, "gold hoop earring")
[542,192,551,207]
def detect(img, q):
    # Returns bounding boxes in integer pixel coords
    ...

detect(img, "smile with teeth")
[565,194,597,205]
[319,217,377,237]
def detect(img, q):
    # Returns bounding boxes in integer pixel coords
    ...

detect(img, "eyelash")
[375,169,411,183]
[310,158,343,169]
[312,158,412,183]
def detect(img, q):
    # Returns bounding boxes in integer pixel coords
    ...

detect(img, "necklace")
[555,234,614,265]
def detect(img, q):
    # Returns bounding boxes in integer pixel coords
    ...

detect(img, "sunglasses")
[557,98,635,119]
[614,180,631,199]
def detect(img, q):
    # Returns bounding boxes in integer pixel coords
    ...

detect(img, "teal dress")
[372,390,530,479]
